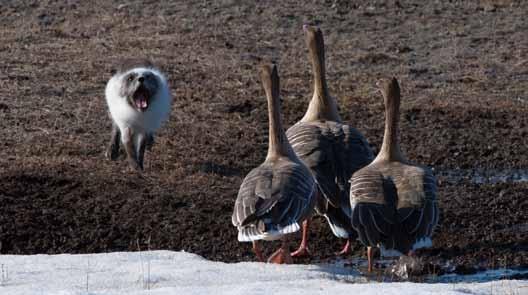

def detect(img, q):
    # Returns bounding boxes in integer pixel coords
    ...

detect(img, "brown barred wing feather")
[350,166,397,249]
[392,165,439,250]
[286,122,340,207]
[232,160,316,242]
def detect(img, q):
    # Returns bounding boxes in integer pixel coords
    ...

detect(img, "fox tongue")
[140,97,148,108]
[135,95,148,110]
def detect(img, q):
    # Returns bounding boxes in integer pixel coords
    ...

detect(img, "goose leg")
[268,236,293,264]
[367,246,373,273]
[291,219,311,257]
[336,239,352,256]
[252,241,265,262]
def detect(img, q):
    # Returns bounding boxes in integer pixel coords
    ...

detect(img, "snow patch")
[238,222,301,242]
[0,251,526,295]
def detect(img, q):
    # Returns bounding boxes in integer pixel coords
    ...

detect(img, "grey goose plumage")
[232,63,317,263]
[285,25,373,254]
[349,78,439,272]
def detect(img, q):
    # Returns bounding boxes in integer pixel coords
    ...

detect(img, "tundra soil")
[1,1,527,276]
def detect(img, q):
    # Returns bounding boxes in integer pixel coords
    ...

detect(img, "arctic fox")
[105,60,171,170]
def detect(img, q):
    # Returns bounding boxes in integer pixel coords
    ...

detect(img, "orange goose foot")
[291,245,311,258]
[335,239,351,256]
[291,219,311,257]
[268,247,293,264]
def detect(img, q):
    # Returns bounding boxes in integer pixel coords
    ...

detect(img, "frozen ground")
[0,251,526,295]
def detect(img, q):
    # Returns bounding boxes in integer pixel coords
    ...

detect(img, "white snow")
[0,251,526,295]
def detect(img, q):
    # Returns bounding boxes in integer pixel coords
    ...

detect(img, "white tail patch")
[238,230,258,242]
[412,237,432,250]
[237,222,301,242]
[325,216,349,238]
[380,245,403,258]
[278,222,301,235]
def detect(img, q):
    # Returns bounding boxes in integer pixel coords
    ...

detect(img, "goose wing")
[350,166,397,249]
[286,122,341,208]
[232,165,272,228]
[232,160,316,241]
[392,165,439,250]
[287,122,373,238]
[322,123,374,238]
[333,123,374,214]
[340,124,374,181]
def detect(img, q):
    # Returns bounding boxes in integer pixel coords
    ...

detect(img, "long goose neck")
[260,65,294,160]
[301,26,341,123]
[376,79,404,162]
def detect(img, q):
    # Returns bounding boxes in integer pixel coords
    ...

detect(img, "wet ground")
[0,1,527,275]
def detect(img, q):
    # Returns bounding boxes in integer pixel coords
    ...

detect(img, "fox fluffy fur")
[105,61,171,170]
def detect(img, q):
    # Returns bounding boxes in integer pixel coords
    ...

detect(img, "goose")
[285,25,373,257]
[232,63,317,264]
[349,78,439,272]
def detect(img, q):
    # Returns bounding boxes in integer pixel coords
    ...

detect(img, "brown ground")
[1,0,527,275]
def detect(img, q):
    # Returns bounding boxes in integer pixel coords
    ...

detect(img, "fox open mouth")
[133,88,150,111]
